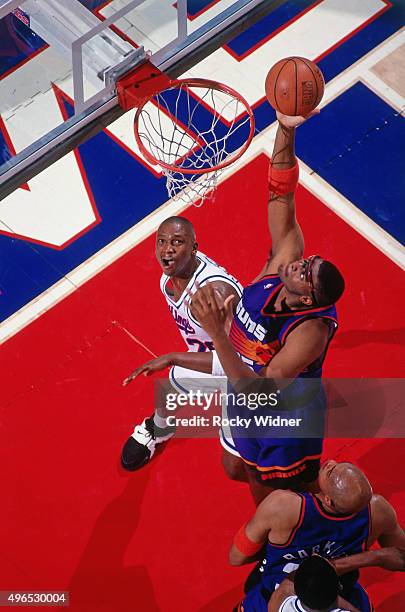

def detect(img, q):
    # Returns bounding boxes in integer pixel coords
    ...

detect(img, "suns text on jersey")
[236,300,266,341]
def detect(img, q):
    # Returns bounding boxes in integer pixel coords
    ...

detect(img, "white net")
[163,168,220,207]
[134,80,254,206]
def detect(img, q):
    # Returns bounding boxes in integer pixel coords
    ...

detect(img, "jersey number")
[186,339,215,352]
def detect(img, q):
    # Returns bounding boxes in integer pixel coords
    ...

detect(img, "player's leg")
[219,411,248,482]
[121,376,177,471]
[242,384,325,500]
[227,434,274,505]
[121,363,226,470]
[222,448,249,482]
[223,405,282,502]
[229,435,322,504]
[245,465,275,506]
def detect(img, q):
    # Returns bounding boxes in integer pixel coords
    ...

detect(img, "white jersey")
[279,595,349,612]
[160,251,242,352]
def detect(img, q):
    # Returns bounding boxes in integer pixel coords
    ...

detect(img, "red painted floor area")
[1,154,404,611]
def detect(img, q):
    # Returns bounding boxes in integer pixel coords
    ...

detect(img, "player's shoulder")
[368,494,401,545]
[371,493,390,508]
[196,250,221,268]
[285,316,331,343]
[159,272,168,291]
[261,489,302,520]
[369,494,399,535]
[267,488,302,505]
[196,251,242,290]
[269,488,298,500]
[197,251,227,276]
[370,494,396,517]
[295,315,331,330]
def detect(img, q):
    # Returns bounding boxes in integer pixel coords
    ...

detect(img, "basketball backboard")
[0,0,285,200]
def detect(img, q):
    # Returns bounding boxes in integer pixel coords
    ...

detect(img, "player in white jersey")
[159,249,241,354]
[278,596,353,612]
[121,216,242,471]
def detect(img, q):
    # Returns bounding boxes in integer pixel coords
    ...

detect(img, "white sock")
[153,412,169,429]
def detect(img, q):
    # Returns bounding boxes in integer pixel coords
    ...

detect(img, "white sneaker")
[121,415,175,471]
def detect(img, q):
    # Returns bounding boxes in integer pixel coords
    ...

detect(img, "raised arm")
[264,111,319,276]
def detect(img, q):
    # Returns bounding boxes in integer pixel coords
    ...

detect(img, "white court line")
[0,197,189,345]
[316,28,405,111]
[218,121,405,272]
[298,161,405,270]
[360,71,405,113]
[1,31,405,344]
[1,121,403,346]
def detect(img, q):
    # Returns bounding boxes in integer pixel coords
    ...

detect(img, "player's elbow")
[229,557,244,567]
[378,528,405,549]
[229,546,244,566]
[229,556,242,566]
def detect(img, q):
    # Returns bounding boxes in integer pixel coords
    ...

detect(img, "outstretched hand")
[123,354,172,386]
[188,282,234,340]
[276,108,320,129]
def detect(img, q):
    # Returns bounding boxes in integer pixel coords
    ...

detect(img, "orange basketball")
[265,57,325,116]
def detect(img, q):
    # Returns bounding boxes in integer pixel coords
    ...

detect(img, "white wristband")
[212,350,226,376]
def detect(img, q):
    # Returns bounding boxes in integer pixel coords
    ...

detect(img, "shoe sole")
[120,432,174,471]
[120,455,151,471]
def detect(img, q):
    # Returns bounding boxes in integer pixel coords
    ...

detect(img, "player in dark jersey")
[229,460,405,612]
[269,554,360,612]
[190,109,345,503]
[268,550,405,612]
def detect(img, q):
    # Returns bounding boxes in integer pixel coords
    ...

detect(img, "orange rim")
[133,77,255,175]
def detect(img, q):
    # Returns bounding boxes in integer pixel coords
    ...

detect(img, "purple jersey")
[262,493,370,587]
[229,274,338,374]
[241,494,372,612]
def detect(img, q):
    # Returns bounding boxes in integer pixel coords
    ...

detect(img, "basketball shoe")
[121,414,175,471]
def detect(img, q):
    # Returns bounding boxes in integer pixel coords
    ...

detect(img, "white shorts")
[169,352,240,458]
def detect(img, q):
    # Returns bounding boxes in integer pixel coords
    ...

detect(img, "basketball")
[265,57,325,116]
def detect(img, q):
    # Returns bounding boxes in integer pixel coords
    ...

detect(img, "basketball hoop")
[133,78,255,206]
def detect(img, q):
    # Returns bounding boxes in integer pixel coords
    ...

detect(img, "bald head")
[319,461,372,515]
[158,216,196,241]
[156,216,198,277]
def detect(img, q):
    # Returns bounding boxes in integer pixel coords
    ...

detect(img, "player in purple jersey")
[190,109,345,503]
[229,460,405,612]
